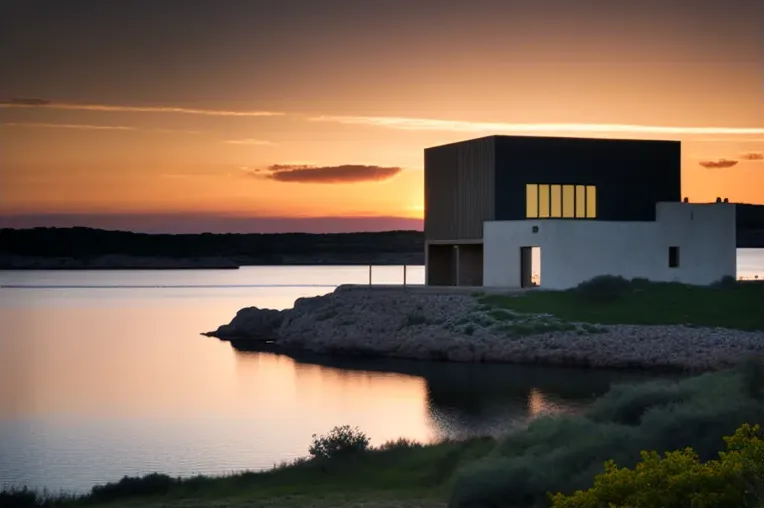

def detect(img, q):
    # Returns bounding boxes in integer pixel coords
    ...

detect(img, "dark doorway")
[668,246,680,268]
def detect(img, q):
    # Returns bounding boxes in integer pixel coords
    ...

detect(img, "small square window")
[668,246,680,268]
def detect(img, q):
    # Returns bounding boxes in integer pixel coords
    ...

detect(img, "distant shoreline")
[0,256,425,270]
[0,227,426,270]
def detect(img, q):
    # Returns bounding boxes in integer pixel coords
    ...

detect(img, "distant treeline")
[1,207,762,265]
[0,227,426,265]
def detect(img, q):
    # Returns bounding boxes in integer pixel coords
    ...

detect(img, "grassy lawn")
[478,279,764,331]
[8,438,495,508]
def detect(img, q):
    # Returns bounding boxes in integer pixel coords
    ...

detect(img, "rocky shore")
[204,286,764,372]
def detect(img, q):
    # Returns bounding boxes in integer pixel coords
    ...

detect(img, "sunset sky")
[1,0,762,233]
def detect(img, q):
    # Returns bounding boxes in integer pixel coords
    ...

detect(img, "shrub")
[549,423,764,508]
[89,473,177,502]
[574,275,632,303]
[448,362,764,508]
[711,274,738,289]
[0,487,39,508]
[308,425,370,460]
[377,437,423,451]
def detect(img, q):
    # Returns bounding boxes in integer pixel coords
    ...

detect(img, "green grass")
[7,360,764,508]
[6,438,495,508]
[479,279,764,331]
[449,358,764,507]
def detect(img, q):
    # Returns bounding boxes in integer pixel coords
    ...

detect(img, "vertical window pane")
[575,185,586,218]
[586,186,597,218]
[562,185,575,218]
[526,184,538,218]
[551,185,562,217]
[539,185,550,218]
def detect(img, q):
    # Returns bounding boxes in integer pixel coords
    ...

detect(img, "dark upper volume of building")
[424,135,682,242]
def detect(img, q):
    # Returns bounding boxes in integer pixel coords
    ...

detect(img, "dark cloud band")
[249,164,403,183]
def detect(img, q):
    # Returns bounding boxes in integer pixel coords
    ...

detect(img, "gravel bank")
[205,286,764,372]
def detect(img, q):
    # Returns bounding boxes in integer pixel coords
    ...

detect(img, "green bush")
[309,425,370,460]
[549,423,764,508]
[448,362,764,508]
[0,486,39,508]
[573,275,633,303]
[89,473,177,502]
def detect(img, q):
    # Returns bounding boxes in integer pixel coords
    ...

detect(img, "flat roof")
[425,134,682,151]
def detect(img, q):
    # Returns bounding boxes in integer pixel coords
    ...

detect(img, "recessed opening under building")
[426,243,484,286]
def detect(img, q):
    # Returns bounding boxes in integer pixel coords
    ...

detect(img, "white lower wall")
[483,203,736,290]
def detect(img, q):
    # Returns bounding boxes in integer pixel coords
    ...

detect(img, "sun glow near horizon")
[2,0,762,231]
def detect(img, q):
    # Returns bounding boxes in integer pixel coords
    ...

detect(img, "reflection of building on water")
[527,388,547,416]
[228,346,666,443]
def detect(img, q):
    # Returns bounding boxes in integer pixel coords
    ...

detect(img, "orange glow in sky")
[1,0,762,232]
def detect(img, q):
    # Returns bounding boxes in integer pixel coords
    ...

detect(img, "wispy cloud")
[247,164,403,184]
[153,128,202,134]
[310,115,764,136]
[2,121,202,134]
[225,138,276,146]
[698,159,739,169]
[2,121,136,131]
[1,98,283,117]
[689,137,764,143]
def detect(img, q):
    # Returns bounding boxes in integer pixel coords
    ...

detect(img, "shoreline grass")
[6,359,764,508]
[478,277,764,331]
[1,437,496,508]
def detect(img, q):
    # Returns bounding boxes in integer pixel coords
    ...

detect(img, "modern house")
[424,135,737,289]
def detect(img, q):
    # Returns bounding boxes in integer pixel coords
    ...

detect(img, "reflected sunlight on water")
[0,257,761,493]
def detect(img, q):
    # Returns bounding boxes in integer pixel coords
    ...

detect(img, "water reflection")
[229,345,678,441]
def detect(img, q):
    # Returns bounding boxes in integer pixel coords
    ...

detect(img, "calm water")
[1,252,762,494]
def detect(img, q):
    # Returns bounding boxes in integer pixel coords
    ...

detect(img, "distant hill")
[1,210,761,270]
[0,227,425,269]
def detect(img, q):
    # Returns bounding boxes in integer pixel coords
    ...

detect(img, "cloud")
[225,138,276,146]
[0,98,283,117]
[698,159,739,169]
[249,164,403,183]
[690,137,764,143]
[2,121,136,131]
[2,122,201,134]
[740,152,764,161]
[153,128,202,134]
[310,115,764,136]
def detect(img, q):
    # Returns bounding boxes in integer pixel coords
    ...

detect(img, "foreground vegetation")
[5,359,764,508]
[479,275,764,331]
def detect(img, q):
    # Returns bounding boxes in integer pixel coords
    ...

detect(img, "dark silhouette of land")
[0,227,425,269]
[1,207,762,269]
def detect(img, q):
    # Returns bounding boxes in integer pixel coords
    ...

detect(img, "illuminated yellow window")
[586,186,597,218]
[538,185,550,218]
[575,185,586,218]
[562,185,575,218]
[526,184,538,218]
[550,185,562,218]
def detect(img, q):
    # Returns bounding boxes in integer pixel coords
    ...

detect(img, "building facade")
[424,135,736,288]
